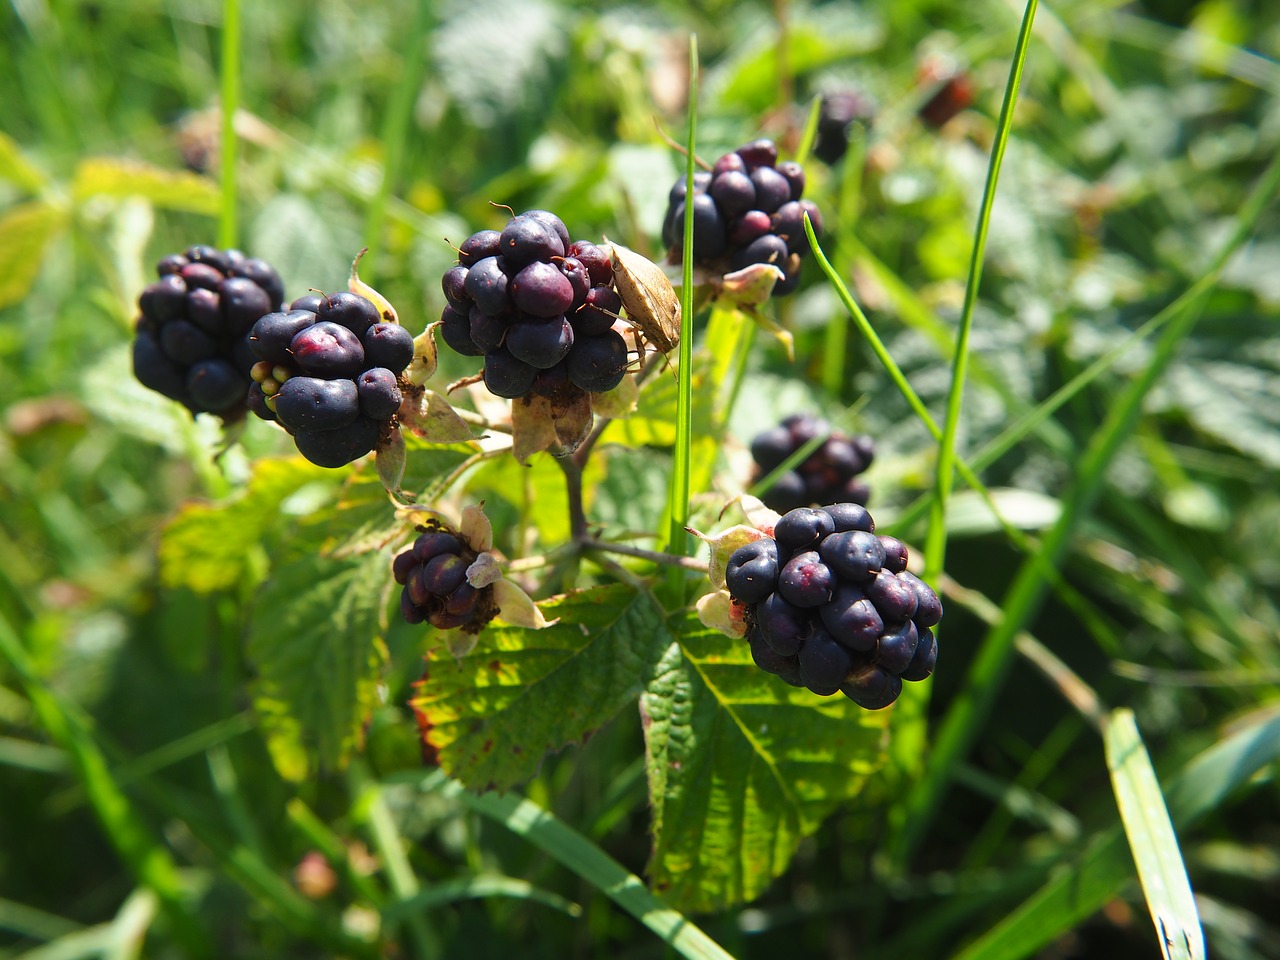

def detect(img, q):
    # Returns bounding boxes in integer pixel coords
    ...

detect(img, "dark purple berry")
[728,210,773,247]
[798,626,856,696]
[463,256,510,316]
[774,507,835,551]
[458,229,501,267]
[290,294,325,313]
[879,537,908,573]
[749,629,804,686]
[442,265,471,309]
[357,367,402,420]
[290,321,366,379]
[247,381,277,422]
[440,305,484,357]
[392,549,418,585]
[566,240,613,286]
[818,583,883,652]
[362,322,415,374]
[292,416,380,468]
[710,171,756,219]
[483,347,539,399]
[274,376,360,432]
[510,261,575,318]
[401,586,426,624]
[250,309,316,365]
[874,620,919,675]
[499,214,564,267]
[220,276,273,335]
[469,306,511,353]
[840,664,901,710]
[749,167,791,214]
[186,287,223,336]
[186,358,246,412]
[420,552,469,597]
[826,503,874,533]
[160,320,218,365]
[750,425,793,473]
[132,332,188,401]
[725,538,780,605]
[900,629,937,682]
[736,139,778,170]
[318,291,380,336]
[902,572,943,628]
[573,285,621,336]
[864,570,919,623]
[506,315,574,369]
[730,233,789,272]
[820,530,885,581]
[565,330,628,393]
[777,551,835,608]
[764,472,809,512]
[775,160,805,200]
[522,209,571,252]
[156,253,188,276]
[755,591,809,657]
[559,257,591,310]
[180,261,224,292]
[139,275,188,322]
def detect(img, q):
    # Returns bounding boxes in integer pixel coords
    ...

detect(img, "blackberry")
[661,139,821,297]
[131,244,284,419]
[750,413,875,512]
[245,289,415,468]
[438,210,631,404]
[722,504,942,709]
[813,90,876,166]
[392,530,492,631]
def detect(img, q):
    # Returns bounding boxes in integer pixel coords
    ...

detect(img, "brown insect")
[603,240,681,355]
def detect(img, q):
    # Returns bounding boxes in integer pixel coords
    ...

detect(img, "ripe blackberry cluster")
[393,530,488,630]
[813,91,877,166]
[132,245,285,419]
[437,210,630,400]
[750,414,874,512]
[660,138,822,297]
[245,291,414,468]
[725,504,941,709]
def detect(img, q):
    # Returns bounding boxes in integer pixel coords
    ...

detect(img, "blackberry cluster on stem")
[661,138,822,297]
[437,209,630,400]
[725,503,941,709]
[132,245,285,419]
[245,291,414,468]
[392,530,490,631]
[813,91,877,166]
[751,414,875,513]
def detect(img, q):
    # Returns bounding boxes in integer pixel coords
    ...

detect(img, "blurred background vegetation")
[2,0,1280,956]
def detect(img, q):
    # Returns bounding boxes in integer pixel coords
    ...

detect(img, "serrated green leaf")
[643,613,890,912]
[0,133,50,193]
[248,549,389,781]
[159,457,335,593]
[71,158,220,214]
[410,584,663,791]
[0,201,66,309]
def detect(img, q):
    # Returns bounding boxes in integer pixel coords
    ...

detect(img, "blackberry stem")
[582,537,708,573]
[557,454,589,542]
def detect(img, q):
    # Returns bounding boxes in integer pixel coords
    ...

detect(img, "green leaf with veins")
[247,547,389,782]
[411,584,660,791]
[643,612,890,912]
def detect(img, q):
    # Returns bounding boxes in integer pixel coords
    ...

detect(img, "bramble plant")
[6,1,1280,958]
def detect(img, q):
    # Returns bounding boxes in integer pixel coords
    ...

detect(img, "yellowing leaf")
[0,201,66,309]
[72,158,220,214]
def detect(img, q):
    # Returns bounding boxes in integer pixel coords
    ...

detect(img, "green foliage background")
[2,0,1280,957]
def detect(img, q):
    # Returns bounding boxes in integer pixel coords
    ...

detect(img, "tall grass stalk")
[217,0,241,249]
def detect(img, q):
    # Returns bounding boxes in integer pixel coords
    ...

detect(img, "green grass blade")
[956,704,1280,960]
[218,0,241,249]
[349,763,438,959]
[667,33,699,581]
[1103,709,1205,960]
[0,897,82,942]
[0,617,211,958]
[432,776,736,960]
[893,148,1280,867]
[383,875,581,921]
[361,0,434,276]
[924,0,1039,582]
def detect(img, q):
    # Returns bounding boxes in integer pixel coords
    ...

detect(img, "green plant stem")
[666,33,699,581]
[890,147,1280,868]
[924,0,1039,585]
[218,0,240,250]
[362,0,433,277]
